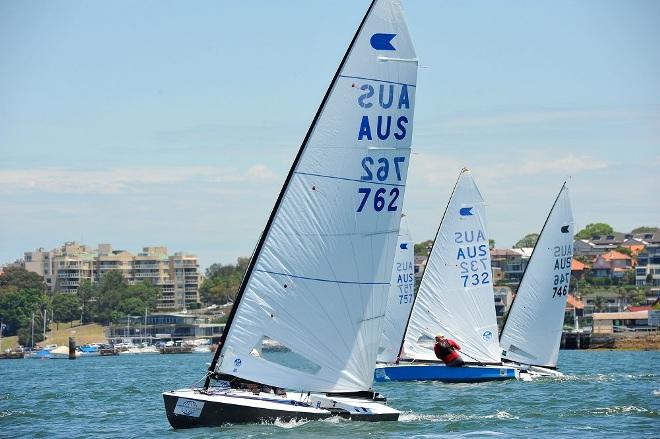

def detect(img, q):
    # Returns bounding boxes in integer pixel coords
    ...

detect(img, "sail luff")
[204,0,379,390]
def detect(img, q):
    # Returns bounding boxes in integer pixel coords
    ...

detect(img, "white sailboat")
[375,169,518,382]
[499,183,574,380]
[163,0,418,427]
[377,215,414,364]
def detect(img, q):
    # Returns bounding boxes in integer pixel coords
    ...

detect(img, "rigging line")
[294,171,406,187]
[253,270,389,285]
[293,229,398,238]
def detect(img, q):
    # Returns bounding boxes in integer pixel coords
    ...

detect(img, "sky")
[1,0,659,270]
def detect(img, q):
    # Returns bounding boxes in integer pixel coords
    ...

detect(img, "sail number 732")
[356,156,404,212]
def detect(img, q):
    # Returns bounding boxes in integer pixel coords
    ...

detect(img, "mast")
[499,182,568,338]
[204,0,379,390]
[396,168,466,361]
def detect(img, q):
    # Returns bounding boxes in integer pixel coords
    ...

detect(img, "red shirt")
[434,339,461,364]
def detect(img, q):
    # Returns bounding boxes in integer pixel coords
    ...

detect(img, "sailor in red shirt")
[434,334,465,367]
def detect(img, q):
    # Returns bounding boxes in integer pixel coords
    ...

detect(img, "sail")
[215,0,418,393]
[377,215,414,363]
[402,170,501,364]
[499,184,574,368]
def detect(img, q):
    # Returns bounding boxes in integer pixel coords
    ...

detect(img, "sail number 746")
[356,156,405,212]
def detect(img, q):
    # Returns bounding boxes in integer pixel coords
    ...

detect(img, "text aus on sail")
[354,81,411,214]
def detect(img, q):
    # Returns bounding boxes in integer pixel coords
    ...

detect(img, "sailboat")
[377,215,414,364]
[163,0,418,427]
[374,169,518,382]
[499,183,574,380]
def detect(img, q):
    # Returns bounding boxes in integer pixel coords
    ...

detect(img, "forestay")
[403,170,501,364]
[500,183,574,368]
[216,0,418,393]
[377,215,414,364]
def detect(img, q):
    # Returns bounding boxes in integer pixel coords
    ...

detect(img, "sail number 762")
[356,156,405,212]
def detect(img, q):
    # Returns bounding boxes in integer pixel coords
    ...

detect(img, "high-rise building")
[21,242,201,310]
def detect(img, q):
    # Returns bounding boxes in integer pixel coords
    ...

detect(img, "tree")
[575,223,614,240]
[593,295,605,312]
[414,240,433,257]
[614,246,633,257]
[200,258,250,305]
[52,293,80,329]
[488,239,495,249]
[631,226,659,234]
[0,266,47,293]
[514,233,539,249]
[0,288,48,337]
[77,280,95,324]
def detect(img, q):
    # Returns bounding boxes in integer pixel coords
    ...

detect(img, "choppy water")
[1,350,657,438]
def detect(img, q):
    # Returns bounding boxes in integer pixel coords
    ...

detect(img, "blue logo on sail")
[482,330,493,341]
[400,243,408,250]
[561,225,570,233]
[370,33,396,51]
[234,358,242,368]
[459,207,473,216]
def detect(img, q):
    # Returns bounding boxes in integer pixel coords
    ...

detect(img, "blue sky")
[1,0,659,269]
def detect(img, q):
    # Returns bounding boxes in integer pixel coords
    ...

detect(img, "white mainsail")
[402,169,501,364]
[377,215,414,364]
[215,0,418,393]
[499,183,574,368]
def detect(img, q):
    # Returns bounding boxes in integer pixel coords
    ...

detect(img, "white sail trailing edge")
[216,0,418,393]
[500,183,574,369]
[378,215,414,364]
[403,169,501,365]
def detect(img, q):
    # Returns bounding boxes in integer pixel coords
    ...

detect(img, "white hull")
[502,362,564,381]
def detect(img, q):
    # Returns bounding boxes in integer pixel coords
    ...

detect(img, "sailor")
[434,334,465,367]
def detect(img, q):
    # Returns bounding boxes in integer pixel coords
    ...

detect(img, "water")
[1,350,657,438]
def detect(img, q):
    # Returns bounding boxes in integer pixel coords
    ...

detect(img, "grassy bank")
[0,322,107,350]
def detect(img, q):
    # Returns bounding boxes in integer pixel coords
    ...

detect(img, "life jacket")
[436,339,454,358]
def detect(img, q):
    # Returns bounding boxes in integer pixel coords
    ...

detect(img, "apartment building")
[21,242,201,310]
[635,244,660,304]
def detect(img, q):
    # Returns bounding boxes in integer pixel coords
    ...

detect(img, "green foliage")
[0,288,48,337]
[574,223,614,240]
[81,273,159,324]
[200,258,249,305]
[514,233,539,249]
[52,293,80,328]
[414,240,433,257]
[488,239,495,249]
[0,266,47,292]
[614,246,633,257]
[631,226,659,234]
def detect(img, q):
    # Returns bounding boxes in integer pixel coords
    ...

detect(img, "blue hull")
[374,363,518,383]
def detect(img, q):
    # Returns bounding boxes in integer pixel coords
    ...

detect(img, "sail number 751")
[356,156,404,212]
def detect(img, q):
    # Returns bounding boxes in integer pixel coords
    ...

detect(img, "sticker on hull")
[174,398,205,417]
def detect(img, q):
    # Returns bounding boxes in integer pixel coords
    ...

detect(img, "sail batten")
[210,0,418,393]
[402,170,501,364]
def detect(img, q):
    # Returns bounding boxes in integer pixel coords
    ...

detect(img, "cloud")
[445,109,639,129]
[518,154,608,175]
[0,165,278,194]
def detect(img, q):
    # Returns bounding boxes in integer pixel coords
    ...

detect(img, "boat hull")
[374,363,518,383]
[502,362,563,381]
[163,388,399,428]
